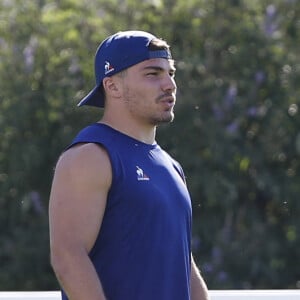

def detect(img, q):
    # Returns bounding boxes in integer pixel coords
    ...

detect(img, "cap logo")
[104,61,115,75]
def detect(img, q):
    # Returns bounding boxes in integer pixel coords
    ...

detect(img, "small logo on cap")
[104,61,115,75]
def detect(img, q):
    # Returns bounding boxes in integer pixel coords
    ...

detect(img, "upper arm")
[49,143,112,256]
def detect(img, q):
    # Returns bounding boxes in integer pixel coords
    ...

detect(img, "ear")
[103,77,122,99]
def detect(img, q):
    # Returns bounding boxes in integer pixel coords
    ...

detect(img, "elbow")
[50,245,71,282]
[50,247,64,280]
[50,243,88,282]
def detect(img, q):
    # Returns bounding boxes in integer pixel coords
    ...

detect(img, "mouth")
[159,95,176,105]
[161,97,174,104]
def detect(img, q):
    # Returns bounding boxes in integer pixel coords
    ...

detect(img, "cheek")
[128,85,156,105]
[124,78,160,109]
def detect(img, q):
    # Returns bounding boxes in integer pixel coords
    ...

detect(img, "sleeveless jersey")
[61,123,192,300]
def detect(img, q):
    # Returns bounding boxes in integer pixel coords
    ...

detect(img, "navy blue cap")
[77,30,172,108]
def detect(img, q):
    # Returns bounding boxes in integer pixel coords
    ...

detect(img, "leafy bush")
[0,0,299,290]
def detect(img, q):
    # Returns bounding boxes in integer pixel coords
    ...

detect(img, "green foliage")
[0,0,299,290]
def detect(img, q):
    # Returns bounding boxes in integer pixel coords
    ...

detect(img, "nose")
[162,74,177,93]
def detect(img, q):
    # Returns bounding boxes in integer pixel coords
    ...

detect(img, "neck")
[100,112,157,145]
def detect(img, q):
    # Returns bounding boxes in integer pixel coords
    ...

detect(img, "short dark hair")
[148,38,170,51]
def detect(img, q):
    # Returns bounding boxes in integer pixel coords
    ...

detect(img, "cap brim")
[77,85,104,108]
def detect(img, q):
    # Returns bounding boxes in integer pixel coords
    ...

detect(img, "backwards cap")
[78,30,172,108]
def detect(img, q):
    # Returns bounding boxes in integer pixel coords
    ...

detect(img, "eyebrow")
[142,65,176,72]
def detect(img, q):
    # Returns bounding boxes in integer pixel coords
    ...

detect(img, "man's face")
[119,58,177,126]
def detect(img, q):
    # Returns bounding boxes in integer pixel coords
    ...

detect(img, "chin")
[155,113,175,125]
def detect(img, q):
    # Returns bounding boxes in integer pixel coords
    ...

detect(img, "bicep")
[49,144,112,254]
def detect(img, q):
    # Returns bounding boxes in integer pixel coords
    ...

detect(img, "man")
[49,30,209,300]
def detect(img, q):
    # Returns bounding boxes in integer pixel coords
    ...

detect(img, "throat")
[98,119,157,145]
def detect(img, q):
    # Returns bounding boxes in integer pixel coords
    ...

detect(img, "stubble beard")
[123,89,175,126]
[152,110,175,125]
[153,95,175,125]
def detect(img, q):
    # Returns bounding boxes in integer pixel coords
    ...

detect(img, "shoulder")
[60,142,109,163]
[50,143,112,254]
[160,149,186,182]
[54,143,112,189]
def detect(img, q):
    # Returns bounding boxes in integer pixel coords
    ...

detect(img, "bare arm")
[191,255,210,300]
[49,143,112,300]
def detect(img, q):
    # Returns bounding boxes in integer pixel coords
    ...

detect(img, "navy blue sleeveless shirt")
[62,123,192,300]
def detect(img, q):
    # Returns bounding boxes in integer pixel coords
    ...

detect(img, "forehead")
[132,58,176,72]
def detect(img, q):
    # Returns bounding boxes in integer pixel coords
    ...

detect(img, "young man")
[49,30,209,300]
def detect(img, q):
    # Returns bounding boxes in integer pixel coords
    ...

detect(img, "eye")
[146,72,158,76]
[169,71,175,77]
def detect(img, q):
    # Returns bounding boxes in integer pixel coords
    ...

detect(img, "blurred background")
[0,0,299,291]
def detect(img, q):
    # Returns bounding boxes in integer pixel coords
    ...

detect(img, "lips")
[160,97,175,109]
[159,94,175,102]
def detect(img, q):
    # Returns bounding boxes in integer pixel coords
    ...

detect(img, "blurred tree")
[156,0,300,289]
[0,0,102,289]
[0,0,299,290]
